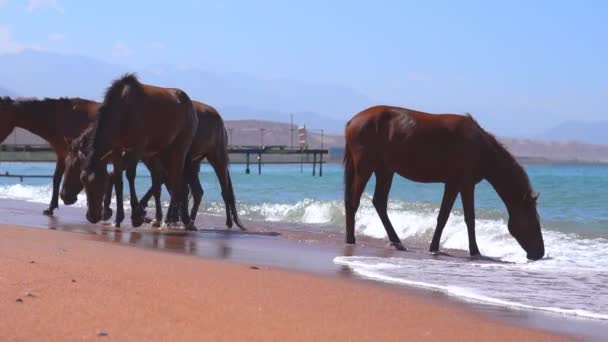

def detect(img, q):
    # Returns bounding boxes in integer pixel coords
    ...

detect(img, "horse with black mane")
[80,73,198,229]
[0,96,98,215]
[343,105,545,260]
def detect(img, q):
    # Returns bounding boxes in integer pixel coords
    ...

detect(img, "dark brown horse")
[62,100,245,230]
[81,73,198,228]
[343,105,545,260]
[138,100,245,229]
[0,97,98,215]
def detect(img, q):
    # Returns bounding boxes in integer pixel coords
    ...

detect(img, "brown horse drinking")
[60,125,141,226]
[0,97,98,215]
[81,73,198,228]
[343,105,545,260]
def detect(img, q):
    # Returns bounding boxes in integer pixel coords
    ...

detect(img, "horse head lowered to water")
[343,105,544,260]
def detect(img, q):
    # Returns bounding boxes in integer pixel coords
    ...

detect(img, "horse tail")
[343,121,354,211]
[226,169,245,230]
[218,121,245,230]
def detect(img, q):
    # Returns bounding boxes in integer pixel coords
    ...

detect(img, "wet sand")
[0,199,601,340]
[1,224,571,341]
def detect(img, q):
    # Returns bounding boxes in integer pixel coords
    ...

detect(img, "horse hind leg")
[209,158,235,229]
[429,183,459,255]
[344,158,372,245]
[140,158,164,227]
[372,170,406,251]
[187,162,203,223]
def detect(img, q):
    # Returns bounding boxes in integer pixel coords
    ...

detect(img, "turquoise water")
[1,161,607,320]
[3,162,605,235]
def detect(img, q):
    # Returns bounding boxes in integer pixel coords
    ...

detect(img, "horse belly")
[387,151,453,183]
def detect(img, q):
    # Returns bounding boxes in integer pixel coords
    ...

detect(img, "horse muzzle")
[61,193,78,205]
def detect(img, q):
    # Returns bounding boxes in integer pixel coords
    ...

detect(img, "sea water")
[0,162,607,321]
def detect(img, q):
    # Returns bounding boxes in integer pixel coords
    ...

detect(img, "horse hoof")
[143,216,153,224]
[131,217,144,228]
[151,220,161,228]
[390,242,407,251]
[185,223,198,231]
[164,222,177,229]
[42,209,53,216]
[102,209,113,221]
[470,253,483,260]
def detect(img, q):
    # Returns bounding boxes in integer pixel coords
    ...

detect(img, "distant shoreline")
[1,153,608,166]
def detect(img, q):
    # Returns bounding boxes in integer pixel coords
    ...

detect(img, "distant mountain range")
[1,49,607,146]
[0,50,371,133]
[539,121,608,145]
[0,85,16,96]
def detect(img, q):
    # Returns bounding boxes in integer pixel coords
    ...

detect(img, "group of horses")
[1,73,243,232]
[0,74,545,260]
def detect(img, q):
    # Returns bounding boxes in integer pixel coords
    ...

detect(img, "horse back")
[122,83,197,153]
[346,105,487,183]
[189,101,227,161]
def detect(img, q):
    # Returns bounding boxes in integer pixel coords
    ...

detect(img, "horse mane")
[72,124,95,153]
[84,73,143,166]
[466,114,535,199]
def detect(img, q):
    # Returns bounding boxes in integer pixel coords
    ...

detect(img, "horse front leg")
[461,184,481,257]
[187,162,203,224]
[372,170,406,250]
[429,183,459,255]
[125,160,144,227]
[102,171,114,221]
[43,158,65,216]
[112,157,125,228]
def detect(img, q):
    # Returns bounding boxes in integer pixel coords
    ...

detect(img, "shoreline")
[0,224,569,341]
[1,198,606,339]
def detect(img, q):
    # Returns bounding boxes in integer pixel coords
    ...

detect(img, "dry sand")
[0,225,570,341]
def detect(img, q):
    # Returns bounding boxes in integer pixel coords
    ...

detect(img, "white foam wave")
[233,197,608,269]
[334,256,608,321]
[3,184,608,273]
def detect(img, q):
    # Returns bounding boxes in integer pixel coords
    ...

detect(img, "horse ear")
[532,192,540,201]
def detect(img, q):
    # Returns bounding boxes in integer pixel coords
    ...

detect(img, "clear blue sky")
[1,0,607,135]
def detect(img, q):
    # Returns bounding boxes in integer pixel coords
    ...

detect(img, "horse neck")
[90,106,120,160]
[13,103,62,143]
[484,153,529,215]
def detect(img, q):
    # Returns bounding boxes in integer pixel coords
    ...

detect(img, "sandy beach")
[0,224,570,341]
